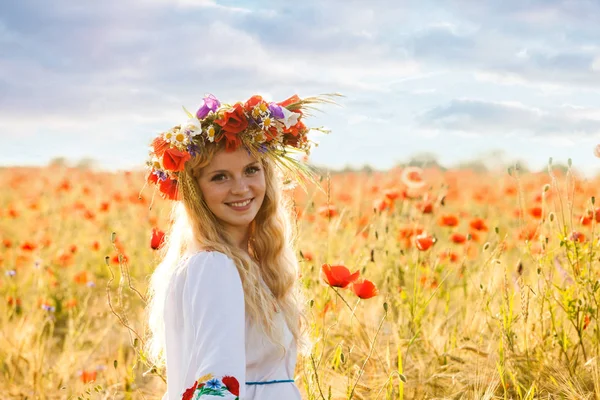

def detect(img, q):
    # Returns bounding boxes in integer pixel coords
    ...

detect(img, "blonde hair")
[144,144,310,369]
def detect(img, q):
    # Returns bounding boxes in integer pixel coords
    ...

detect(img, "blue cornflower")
[205,378,222,390]
[42,304,56,312]
[258,144,269,154]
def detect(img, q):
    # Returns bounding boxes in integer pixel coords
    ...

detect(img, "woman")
[143,93,333,399]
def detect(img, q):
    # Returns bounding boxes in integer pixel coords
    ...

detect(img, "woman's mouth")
[226,198,254,211]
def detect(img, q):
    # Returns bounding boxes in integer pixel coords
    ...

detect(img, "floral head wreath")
[145,93,338,201]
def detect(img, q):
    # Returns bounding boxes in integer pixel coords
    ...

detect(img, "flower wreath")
[145,93,338,200]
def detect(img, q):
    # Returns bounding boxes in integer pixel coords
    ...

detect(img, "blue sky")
[1,0,600,175]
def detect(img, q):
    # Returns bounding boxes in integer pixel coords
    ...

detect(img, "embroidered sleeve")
[182,373,240,400]
[180,252,246,400]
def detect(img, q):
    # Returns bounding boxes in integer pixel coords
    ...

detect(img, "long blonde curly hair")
[144,143,310,369]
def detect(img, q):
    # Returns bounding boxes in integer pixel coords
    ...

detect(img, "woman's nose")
[230,178,250,194]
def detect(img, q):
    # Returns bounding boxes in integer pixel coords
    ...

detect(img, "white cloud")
[417,98,600,138]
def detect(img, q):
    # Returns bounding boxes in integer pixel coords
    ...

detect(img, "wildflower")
[74,271,90,285]
[321,264,360,288]
[20,241,37,251]
[439,214,459,227]
[470,218,488,231]
[151,228,166,250]
[79,369,97,384]
[196,94,221,119]
[569,231,586,243]
[415,232,436,251]
[351,279,379,299]
[400,166,426,189]
[383,188,401,201]
[528,207,542,219]
[450,232,467,244]
[5,270,16,277]
[317,205,338,218]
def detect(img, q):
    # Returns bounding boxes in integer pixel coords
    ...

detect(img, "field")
[2,162,600,399]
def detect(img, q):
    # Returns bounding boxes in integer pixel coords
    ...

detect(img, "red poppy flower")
[278,94,302,111]
[147,171,159,185]
[152,137,170,158]
[74,271,90,285]
[439,214,459,227]
[159,177,179,200]
[569,231,586,243]
[162,148,191,172]
[373,198,394,212]
[439,250,459,263]
[215,103,249,135]
[528,207,542,219]
[80,370,97,384]
[580,214,592,226]
[351,279,379,299]
[182,381,198,400]
[222,376,240,396]
[415,233,436,251]
[99,202,110,212]
[318,205,338,218]
[584,314,592,330]
[469,218,488,231]
[321,264,360,288]
[243,95,263,111]
[450,232,467,244]
[416,201,433,214]
[151,228,165,250]
[21,241,37,251]
[383,188,401,201]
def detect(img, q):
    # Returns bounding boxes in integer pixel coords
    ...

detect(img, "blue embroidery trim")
[246,379,294,385]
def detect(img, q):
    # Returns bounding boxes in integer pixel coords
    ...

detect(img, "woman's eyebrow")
[208,161,259,175]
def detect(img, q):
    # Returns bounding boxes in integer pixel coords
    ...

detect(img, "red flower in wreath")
[162,148,191,172]
[159,177,179,200]
[278,94,302,112]
[244,95,263,112]
[215,103,249,135]
[152,136,170,158]
[222,376,240,396]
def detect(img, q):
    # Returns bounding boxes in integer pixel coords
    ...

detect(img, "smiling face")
[196,147,266,240]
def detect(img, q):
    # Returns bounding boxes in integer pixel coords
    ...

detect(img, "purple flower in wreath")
[187,143,200,157]
[268,102,284,119]
[196,94,221,119]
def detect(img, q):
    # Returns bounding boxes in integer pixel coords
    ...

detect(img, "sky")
[1,0,600,176]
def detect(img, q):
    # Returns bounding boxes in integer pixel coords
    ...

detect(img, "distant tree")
[75,157,97,169]
[399,152,445,170]
[48,157,68,167]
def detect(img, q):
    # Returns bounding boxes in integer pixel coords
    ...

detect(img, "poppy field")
[2,162,600,399]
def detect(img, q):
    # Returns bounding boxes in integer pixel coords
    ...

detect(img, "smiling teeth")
[229,199,251,207]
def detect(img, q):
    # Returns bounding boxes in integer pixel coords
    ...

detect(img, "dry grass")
[1,163,600,399]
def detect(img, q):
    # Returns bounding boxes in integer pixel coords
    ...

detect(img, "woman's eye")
[211,174,226,182]
[246,166,260,174]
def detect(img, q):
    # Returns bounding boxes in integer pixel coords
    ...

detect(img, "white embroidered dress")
[162,251,303,400]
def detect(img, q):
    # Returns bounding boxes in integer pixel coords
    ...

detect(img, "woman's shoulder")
[178,250,240,283]
[183,250,235,267]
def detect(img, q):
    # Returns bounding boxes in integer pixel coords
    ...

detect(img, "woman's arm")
[177,252,246,400]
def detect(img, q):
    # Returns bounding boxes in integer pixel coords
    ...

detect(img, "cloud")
[417,99,600,138]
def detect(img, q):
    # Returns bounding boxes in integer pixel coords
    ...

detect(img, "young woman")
[143,94,332,399]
